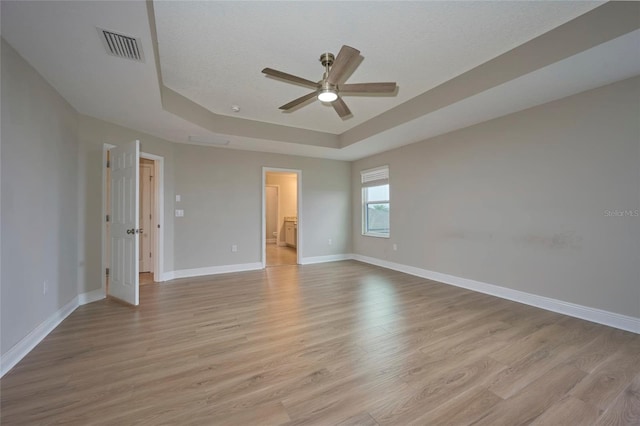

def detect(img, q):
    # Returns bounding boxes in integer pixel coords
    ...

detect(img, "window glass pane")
[366,184,389,202]
[362,179,389,236]
[366,202,389,234]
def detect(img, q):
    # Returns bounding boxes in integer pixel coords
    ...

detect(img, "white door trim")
[262,167,302,268]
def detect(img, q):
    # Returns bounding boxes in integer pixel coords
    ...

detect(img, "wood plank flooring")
[1,260,639,425]
[266,243,297,266]
[139,272,155,285]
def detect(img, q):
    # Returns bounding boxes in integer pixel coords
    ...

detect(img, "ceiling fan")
[262,45,397,118]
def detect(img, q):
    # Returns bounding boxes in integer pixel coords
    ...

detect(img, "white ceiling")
[154,1,601,134]
[2,1,638,162]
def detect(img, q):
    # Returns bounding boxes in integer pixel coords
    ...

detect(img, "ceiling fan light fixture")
[318,89,338,103]
[262,45,396,117]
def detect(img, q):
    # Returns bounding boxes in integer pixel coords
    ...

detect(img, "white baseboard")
[163,262,263,281]
[1,288,109,378]
[1,296,77,377]
[266,238,276,244]
[301,254,354,265]
[78,288,105,305]
[352,254,640,334]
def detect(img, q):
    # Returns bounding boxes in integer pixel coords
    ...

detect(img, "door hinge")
[106,214,110,222]
[149,252,152,258]
[106,267,110,276]
[106,160,110,168]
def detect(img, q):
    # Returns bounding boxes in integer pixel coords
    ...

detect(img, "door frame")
[102,144,165,297]
[262,167,302,268]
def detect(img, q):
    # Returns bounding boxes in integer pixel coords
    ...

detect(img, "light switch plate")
[175,194,181,202]
[175,209,184,217]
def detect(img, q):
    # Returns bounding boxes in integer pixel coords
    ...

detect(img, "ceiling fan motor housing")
[320,52,335,68]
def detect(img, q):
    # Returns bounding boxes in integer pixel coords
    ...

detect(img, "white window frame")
[361,165,390,238]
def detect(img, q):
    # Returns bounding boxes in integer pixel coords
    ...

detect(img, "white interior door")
[110,140,140,305]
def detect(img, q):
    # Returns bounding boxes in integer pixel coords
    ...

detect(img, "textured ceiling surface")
[154,1,601,134]
[3,1,639,161]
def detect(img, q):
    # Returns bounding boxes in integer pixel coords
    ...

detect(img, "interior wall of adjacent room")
[1,39,80,355]
[265,185,278,243]
[352,75,640,318]
[140,157,155,273]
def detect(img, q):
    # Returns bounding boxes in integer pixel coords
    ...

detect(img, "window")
[361,166,389,237]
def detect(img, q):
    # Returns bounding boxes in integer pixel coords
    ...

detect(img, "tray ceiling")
[2,1,639,160]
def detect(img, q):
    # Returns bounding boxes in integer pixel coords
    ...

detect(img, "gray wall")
[1,40,79,353]
[172,144,351,269]
[352,76,640,318]
[77,116,351,285]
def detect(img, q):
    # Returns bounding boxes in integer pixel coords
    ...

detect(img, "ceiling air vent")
[98,28,144,62]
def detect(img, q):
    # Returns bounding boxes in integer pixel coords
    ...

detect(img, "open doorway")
[263,169,301,267]
[139,157,156,285]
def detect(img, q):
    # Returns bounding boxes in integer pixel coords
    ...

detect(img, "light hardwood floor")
[1,261,639,425]
[266,243,297,266]
[139,272,155,285]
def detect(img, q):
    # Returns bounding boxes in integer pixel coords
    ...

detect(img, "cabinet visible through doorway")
[285,221,297,248]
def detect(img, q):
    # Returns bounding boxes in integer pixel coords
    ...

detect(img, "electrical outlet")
[231,244,238,252]
[328,238,332,245]
[393,243,398,251]
[175,209,184,217]
[43,281,48,295]
[175,194,181,202]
